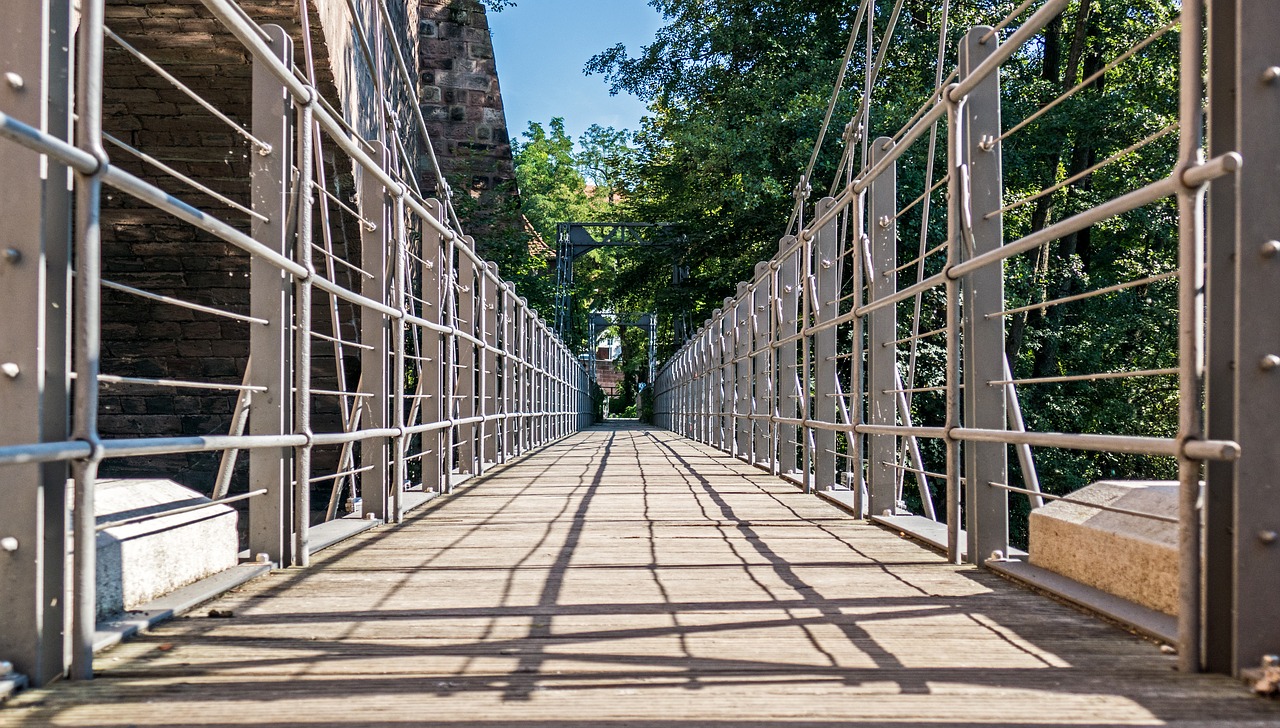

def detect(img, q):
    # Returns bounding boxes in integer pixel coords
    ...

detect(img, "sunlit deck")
[2,422,1275,726]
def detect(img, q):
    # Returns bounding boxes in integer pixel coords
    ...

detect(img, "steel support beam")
[1211,0,1280,676]
[359,142,390,519]
[959,28,1009,564]
[0,0,72,686]
[456,245,477,473]
[502,283,517,462]
[812,197,840,491]
[778,238,799,475]
[734,285,750,458]
[868,138,898,516]
[422,199,445,492]
[482,263,499,469]
[248,25,295,563]
[752,262,771,466]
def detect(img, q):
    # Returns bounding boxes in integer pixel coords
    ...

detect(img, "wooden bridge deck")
[3,422,1277,726]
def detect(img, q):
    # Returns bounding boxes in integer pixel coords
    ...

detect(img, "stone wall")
[99,0,343,489]
[96,0,514,500]
[417,0,514,197]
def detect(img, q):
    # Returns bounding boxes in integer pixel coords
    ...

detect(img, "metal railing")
[0,0,591,684]
[654,0,1278,679]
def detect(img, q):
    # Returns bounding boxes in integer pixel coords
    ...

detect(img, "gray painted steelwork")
[0,1,591,683]
[653,2,1266,678]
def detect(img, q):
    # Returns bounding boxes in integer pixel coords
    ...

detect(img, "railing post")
[0,0,73,685]
[390,195,408,524]
[733,284,750,458]
[456,250,477,473]
[848,193,866,515]
[1207,0,1280,676]
[483,263,500,467]
[292,96,315,564]
[537,327,546,444]
[518,299,529,452]
[702,323,713,442]
[249,25,295,563]
[709,310,722,449]
[474,263,489,474]
[778,237,799,476]
[959,27,1009,564]
[422,200,445,492]
[721,300,733,451]
[753,262,771,466]
[868,138,899,516]
[502,282,517,462]
[812,197,840,491]
[944,66,963,565]
[1203,0,1236,675]
[359,142,391,520]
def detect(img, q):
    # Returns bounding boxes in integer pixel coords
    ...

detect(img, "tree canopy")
[493,0,1186,539]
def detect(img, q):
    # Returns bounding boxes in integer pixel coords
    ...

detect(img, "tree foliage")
[552,0,1186,540]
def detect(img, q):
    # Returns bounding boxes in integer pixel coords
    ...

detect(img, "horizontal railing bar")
[989,271,1177,319]
[102,279,268,326]
[987,481,1178,523]
[882,461,949,481]
[990,367,1177,386]
[951,427,1239,461]
[102,25,269,152]
[980,0,1039,43]
[80,372,264,393]
[951,175,1178,279]
[948,0,1071,101]
[102,132,266,222]
[953,156,1239,280]
[885,326,946,347]
[305,328,374,351]
[308,466,374,484]
[311,242,374,280]
[992,123,1178,217]
[95,489,268,532]
[994,19,1179,146]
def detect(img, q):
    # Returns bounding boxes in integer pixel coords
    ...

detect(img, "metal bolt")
[1262,355,1280,371]
[1260,530,1279,545]
[820,259,832,270]
[878,215,891,229]
[1,362,18,379]
[1264,66,1280,83]
[2,248,19,264]
[0,537,17,553]
[1263,240,1280,258]
[4,72,22,90]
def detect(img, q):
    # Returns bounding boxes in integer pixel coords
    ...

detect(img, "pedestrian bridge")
[2,422,1276,725]
[3,0,1280,720]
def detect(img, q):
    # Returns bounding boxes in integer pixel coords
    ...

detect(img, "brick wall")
[99,0,375,495]
[417,0,514,196]
[96,0,517,500]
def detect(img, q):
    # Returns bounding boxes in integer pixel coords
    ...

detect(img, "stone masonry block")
[94,479,239,620]
[1029,480,1179,615]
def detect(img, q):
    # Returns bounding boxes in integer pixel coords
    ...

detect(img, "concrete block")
[1028,480,1179,616]
[95,478,239,620]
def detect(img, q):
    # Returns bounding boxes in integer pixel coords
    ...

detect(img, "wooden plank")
[2,422,1276,725]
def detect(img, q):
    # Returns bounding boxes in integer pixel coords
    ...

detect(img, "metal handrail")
[0,0,594,683]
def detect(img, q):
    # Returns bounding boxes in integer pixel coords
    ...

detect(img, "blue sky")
[488,0,664,148]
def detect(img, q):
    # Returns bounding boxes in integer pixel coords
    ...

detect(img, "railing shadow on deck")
[8,424,1275,727]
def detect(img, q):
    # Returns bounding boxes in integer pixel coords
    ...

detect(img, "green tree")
[585,0,1184,543]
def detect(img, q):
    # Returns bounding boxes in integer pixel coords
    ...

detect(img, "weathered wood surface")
[4,422,1277,726]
